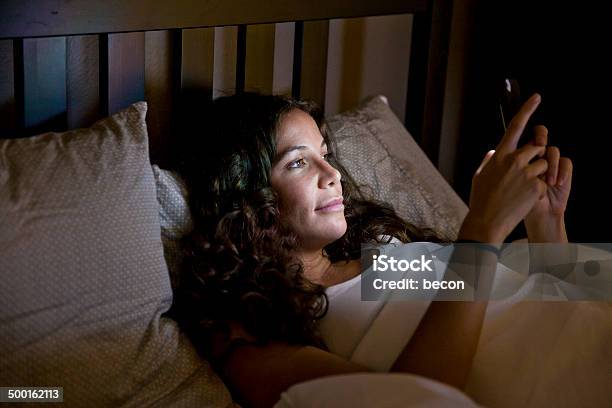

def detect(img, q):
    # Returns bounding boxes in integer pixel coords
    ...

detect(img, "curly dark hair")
[170,91,450,363]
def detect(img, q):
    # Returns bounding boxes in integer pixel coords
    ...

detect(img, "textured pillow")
[152,164,193,290]
[325,95,468,241]
[0,103,234,407]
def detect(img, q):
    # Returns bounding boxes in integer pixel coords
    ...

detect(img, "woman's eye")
[323,152,333,161]
[287,158,307,169]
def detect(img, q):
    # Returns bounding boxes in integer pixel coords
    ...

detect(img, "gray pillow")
[0,103,234,407]
[325,95,468,241]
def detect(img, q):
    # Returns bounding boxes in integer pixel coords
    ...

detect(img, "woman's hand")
[459,93,549,244]
[523,125,573,242]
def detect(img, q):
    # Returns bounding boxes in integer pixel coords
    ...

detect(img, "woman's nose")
[318,159,341,187]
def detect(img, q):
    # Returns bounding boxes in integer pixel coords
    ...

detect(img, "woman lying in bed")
[171,91,573,408]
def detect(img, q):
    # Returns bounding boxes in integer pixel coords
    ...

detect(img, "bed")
[1,1,611,407]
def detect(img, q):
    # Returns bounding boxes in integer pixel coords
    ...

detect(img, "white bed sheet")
[298,241,612,408]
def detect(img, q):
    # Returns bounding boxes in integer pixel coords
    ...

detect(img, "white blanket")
[317,241,612,407]
[274,373,482,408]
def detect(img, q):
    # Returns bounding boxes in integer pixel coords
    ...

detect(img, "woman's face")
[271,109,347,252]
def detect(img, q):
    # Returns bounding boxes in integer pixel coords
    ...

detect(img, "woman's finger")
[497,93,541,155]
[525,157,549,179]
[532,125,548,148]
[515,144,547,166]
[557,157,573,187]
[545,146,560,185]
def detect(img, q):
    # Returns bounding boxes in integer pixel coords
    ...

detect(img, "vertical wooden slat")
[337,18,365,114]
[298,20,329,109]
[12,39,23,133]
[99,34,109,117]
[145,30,174,166]
[292,22,304,99]
[100,32,145,116]
[179,28,215,98]
[16,37,67,135]
[405,0,453,168]
[171,29,182,113]
[66,35,99,129]
[0,40,16,136]
[272,22,295,95]
[235,25,247,93]
[244,24,275,94]
[212,26,238,99]
[169,28,215,166]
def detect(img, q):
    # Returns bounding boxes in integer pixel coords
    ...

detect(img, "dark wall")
[454,0,611,242]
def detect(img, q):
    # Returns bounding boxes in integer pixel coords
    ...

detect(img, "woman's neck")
[299,249,361,288]
[299,249,333,284]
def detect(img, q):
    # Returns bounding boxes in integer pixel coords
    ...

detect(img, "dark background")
[454,0,611,242]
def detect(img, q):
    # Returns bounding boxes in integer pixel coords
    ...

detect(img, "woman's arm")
[525,213,568,243]
[217,219,499,406]
[219,228,498,407]
[390,300,490,389]
[389,95,551,389]
[389,218,501,389]
[216,338,370,408]
[217,220,500,406]
[219,247,495,408]
[525,214,577,276]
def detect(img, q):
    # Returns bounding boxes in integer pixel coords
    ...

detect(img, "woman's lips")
[316,199,344,212]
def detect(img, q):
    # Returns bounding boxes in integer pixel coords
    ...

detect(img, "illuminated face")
[271,109,347,252]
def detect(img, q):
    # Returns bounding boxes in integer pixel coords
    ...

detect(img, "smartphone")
[499,78,521,132]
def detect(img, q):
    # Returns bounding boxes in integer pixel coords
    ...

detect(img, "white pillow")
[0,103,233,406]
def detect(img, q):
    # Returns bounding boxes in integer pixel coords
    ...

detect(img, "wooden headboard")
[0,0,452,168]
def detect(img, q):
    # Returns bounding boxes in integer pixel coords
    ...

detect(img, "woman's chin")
[302,228,346,249]
[323,223,348,244]
[296,217,348,250]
